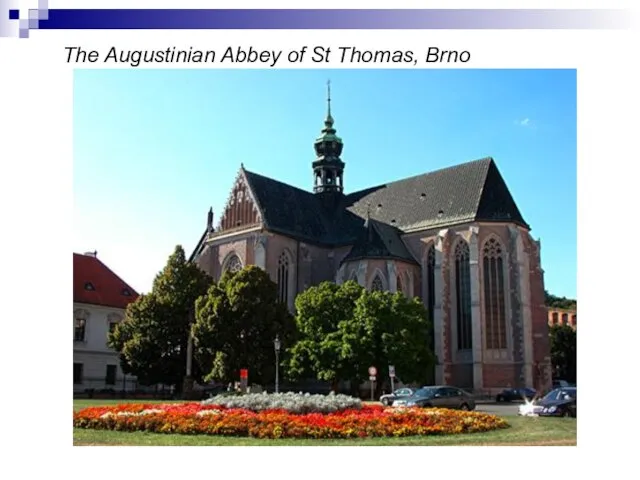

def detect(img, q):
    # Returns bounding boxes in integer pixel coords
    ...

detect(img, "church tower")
[313,81,345,197]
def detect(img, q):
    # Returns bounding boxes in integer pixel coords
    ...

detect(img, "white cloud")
[519,118,531,126]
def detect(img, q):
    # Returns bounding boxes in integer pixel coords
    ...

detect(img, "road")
[475,402,521,416]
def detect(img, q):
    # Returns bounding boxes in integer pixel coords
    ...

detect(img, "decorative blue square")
[9,10,20,20]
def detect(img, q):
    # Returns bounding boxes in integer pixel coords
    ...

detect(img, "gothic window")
[426,245,435,320]
[396,274,403,295]
[454,241,472,351]
[277,252,290,304]
[371,274,384,292]
[483,237,507,350]
[223,254,243,273]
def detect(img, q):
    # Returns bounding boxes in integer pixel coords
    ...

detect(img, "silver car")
[393,386,476,411]
[379,387,417,406]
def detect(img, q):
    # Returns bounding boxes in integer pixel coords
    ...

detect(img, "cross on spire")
[327,79,332,117]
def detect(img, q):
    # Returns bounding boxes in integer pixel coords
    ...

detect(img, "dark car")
[518,387,576,417]
[379,387,417,406]
[537,387,577,418]
[393,386,476,411]
[552,379,575,389]
[496,387,537,402]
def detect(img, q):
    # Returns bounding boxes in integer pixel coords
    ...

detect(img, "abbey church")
[190,86,552,394]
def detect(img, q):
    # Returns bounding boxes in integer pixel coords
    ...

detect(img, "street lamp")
[274,334,281,394]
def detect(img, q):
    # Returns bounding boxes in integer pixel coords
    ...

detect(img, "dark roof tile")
[196,157,528,256]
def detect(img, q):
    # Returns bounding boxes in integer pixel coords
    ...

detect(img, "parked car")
[379,387,417,406]
[552,379,575,389]
[393,386,476,411]
[496,387,537,402]
[518,387,577,417]
[538,387,576,418]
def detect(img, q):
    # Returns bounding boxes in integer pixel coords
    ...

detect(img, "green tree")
[287,281,363,388]
[108,245,213,390]
[287,280,435,394]
[350,289,435,392]
[549,324,577,383]
[545,290,577,310]
[192,265,294,385]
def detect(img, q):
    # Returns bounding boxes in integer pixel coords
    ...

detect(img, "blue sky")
[74,69,576,298]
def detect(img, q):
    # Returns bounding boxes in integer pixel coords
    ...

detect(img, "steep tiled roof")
[341,218,419,265]
[244,170,336,243]
[73,253,139,309]
[343,158,527,232]
[191,157,528,260]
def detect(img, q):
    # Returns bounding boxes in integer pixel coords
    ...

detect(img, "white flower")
[196,409,222,416]
[202,392,361,413]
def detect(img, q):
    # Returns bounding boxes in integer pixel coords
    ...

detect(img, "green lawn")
[72,399,577,446]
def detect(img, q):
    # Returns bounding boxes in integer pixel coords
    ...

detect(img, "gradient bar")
[31,9,630,30]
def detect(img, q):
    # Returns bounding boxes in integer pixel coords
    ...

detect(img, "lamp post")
[274,334,281,394]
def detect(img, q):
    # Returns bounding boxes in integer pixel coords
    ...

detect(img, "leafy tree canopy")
[287,280,435,390]
[545,290,577,310]
[192,265,294,385]
[549,324,577,384]
[108,245,213,388]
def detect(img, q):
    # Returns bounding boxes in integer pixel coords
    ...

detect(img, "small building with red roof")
[73,251,139,393]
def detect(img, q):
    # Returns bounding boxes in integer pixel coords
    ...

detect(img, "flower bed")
[73,402,509,439]
[202,391,362,413]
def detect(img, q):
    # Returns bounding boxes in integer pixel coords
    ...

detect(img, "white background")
[0,0,637,476]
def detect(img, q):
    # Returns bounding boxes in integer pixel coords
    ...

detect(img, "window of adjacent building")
[108,322,118,334]
[105,365,117,386]
[572,314,577,325]
[277,252,290,304]
[483,238,507,350]
[74,318,86,342]
[551,312,558,324]
[561,313,568,324]
[454,240,472,351]
[371,274,384,291]
[73,363,83,385]
[396,274,403,295]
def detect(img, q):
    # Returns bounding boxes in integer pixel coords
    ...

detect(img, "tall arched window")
[426,245,435,320]
[277,252,290,304]
[371,274,384,291]
[223,254,243,273]
[454,241,472,351]
[349,270,358,282]
[483,238,507,350]
[396,274,404,295]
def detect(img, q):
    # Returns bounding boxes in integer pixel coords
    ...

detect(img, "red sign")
[240,369,248,379]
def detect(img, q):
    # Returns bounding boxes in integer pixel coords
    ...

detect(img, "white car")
[518,401,543,417]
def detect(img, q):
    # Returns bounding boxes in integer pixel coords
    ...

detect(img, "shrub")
[202,391,362,413]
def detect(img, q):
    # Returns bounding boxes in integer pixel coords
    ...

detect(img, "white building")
[73,251,139,394]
